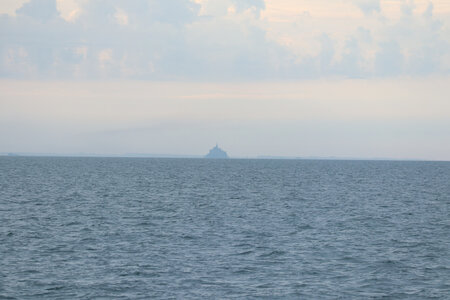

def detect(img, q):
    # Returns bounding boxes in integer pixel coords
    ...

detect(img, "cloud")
[401,0,416,17]
[148,0,200,25]
[375,41,404,75]
[0,0,449,80]
[423,2,433,19]
[16,0,60,21]
[354,0,380,16]
[231,0,265,17]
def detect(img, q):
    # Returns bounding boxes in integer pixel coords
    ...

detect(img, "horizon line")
[1,152,448,163]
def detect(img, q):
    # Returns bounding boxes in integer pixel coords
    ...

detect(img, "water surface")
[0,157,449,299]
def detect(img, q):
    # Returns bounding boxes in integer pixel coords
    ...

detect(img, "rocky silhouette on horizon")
[205,144,229,159]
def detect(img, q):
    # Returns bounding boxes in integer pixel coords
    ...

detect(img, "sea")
[0,157,449,299]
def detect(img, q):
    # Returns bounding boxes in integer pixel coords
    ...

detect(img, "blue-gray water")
[1,157,449,299]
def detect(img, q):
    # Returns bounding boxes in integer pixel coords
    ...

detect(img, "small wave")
[136,222,157,226]
[46,286,65,291]
[298,224,313,230]
[119,271,142,277]
[233,267,256,275]
[255,283,272,289]
[233,243,253,248]
[234,250,254,256]
[22,269,40,274]
[0,295,17,300]
[258,250,287,258]
[63,221,82,226]
[181,234,197,240]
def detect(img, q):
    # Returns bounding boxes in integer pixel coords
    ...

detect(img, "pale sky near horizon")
[1,0,449,160]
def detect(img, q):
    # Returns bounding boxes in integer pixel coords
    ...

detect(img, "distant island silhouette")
[205,144,229,159]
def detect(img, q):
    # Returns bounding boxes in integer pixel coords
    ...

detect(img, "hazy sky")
[1,0,449,159]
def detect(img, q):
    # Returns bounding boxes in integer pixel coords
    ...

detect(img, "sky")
[0,0,449,160]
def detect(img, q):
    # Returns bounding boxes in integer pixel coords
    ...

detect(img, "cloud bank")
[0,0,449,80]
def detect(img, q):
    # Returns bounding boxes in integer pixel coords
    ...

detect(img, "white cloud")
[114,8,128,25]
[0,0,29,16]
[354,0,381,15]
[0,0,449,79]
[55,0,84,22]
[16,0,59,21]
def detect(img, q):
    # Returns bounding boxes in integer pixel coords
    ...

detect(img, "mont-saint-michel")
[205,144,229,159]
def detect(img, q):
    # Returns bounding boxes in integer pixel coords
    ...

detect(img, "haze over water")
[1,157,449,299]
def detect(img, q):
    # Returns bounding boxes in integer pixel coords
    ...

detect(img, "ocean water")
[0,157,449,299]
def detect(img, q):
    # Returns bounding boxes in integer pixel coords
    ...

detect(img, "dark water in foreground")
[0,157,449,299]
